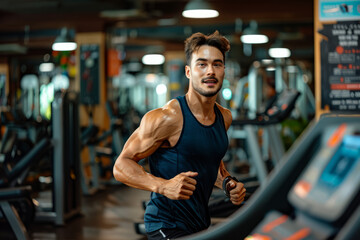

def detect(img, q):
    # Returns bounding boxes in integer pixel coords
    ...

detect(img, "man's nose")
[207,65,215,75]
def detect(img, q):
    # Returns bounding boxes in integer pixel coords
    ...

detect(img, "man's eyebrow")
[195,58,207,62]
[195,58,224,63]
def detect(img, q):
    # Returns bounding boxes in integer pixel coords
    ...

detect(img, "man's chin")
[201,90,219,98]
[193,84,222,98]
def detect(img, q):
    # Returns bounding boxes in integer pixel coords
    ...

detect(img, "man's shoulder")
[138,99,182,141]
[215,103,231,117]
[143,99,182,125]
[215,103,232,128]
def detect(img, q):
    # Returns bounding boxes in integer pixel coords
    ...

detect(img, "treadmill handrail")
[232,89,301,126]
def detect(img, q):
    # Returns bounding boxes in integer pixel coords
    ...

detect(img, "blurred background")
[0,1,318,239]
[0,0,315,120]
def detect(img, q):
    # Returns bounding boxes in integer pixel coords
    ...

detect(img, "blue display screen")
[320,135,360,188]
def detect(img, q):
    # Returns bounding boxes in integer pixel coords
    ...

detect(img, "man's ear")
[185,65,191,79]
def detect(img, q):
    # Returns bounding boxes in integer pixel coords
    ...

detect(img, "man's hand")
[227,180,246,205]
[161,171,198,200]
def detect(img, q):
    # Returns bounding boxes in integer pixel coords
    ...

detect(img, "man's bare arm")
[113,101,198,200]
[215,160,230,189]
[214,107,246,205]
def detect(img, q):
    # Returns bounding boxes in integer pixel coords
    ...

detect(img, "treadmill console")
[288,123,360,222]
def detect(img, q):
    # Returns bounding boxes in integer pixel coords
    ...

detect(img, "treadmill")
[184,114,360,240]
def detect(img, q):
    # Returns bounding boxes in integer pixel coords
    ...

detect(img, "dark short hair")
[184,30,230,66]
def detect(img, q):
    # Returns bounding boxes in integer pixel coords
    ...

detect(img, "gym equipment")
[116,73,168,115]
[232,60,314,121]
[0,138,52,188]
[287,63,315,122]
[184,114,360,240]
[229,59,311,188]
[0,138,52,240]
[80,106,103,196]
[80,125,101,195]
[81,101,125,190]
[20,74,40,120]
[96,101,125,163]
[203,89,300,229]
[230,88,301,184]
[0,73,6,106]
[0,186,33,240]
[79,95,136,195]
[35,91,82,225]
[0,91,82,240]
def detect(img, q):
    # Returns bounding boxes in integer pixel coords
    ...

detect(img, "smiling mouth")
[202,78,218,84]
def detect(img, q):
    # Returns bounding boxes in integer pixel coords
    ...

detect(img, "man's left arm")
[215,161,246,205]
[215,105,246,205]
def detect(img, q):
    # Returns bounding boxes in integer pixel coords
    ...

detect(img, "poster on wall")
[319,0,360,21]
[80,44,100,105]
[319,20,360,111]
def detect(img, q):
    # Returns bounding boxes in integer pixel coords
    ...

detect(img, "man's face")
[185,45,225,98]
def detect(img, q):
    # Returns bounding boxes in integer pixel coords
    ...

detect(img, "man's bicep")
[121,111,168,161]
[121,128,163,162]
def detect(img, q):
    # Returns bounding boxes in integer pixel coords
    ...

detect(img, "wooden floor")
[1,185,150,240]
[1,182,238,240]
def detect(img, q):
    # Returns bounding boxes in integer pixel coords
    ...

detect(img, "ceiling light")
[142,54,165,65]
[39,63,55,72]
[52,28,77,51]
[240,21,268,44]
[268,47,291,58]
[241,34,268,44]
[266,66,276,71]
[261,59,274,65]
[182,0,219,19]
[268,40,291,58]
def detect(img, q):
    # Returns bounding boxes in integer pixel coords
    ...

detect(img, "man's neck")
[185,92,217,123]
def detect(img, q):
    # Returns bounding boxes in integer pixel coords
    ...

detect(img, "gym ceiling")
[0,0,314,64]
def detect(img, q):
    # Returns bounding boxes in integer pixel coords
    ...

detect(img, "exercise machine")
[0,91,82,239]
[228,58,311,186]
[185,114,360,240]
[80,106,103,195]
[20,74,40,121]
[0,138,52,240]
[230,88,300,184]
[207,88,300,221]
[0,186,33,240]
[35,91,82,225]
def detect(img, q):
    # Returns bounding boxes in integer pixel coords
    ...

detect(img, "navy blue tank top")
[144,95,229,234]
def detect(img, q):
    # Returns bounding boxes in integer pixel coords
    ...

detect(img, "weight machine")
[0,91,82,239]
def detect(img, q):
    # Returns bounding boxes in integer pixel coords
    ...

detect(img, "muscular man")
[113,31,246,240]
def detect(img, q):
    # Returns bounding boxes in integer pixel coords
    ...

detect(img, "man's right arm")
[113,104,198,200]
